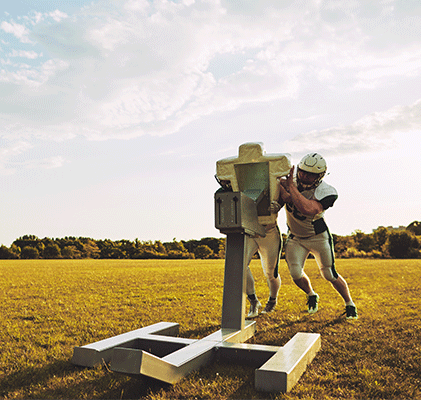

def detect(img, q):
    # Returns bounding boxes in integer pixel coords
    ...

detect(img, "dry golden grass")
[1,258,420,399]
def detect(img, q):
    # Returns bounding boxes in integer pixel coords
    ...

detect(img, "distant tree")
[21,246,40,259]
[115,239,136,258]
[10,244,21,259]
[37,242,45,258]
[183,237,225,259]
[372,226,389,252]
[80,238,100,259]
[13,235,40,251]
[164,239,192,259]
[198,238,225,258]
[62,245,82,259]
[164,238,187,252]
[386,231,420,258]
[44,243,61,259]
[194,245,213,259]
[24,234,38,240]
[407,221,421,236]
[332,234,354,256]
[166,249,194,259]
[154,240,167,255]
[0,245,19,259]
[99,240,127,259]
[133,240,167,259]
[352,230,375,253]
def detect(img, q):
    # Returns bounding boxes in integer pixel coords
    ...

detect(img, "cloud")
[0,138,66,175]
[48,10,68,22]
[1,0,303,139]
[25,155,66,169]
[0,20,31,43]
[1,0,421,144]
[0,140,32,175]
[283,98,421,157]
[0,58,69,89]
[8,49,41,59]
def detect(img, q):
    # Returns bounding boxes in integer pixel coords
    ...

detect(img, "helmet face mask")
[296,153,327,190]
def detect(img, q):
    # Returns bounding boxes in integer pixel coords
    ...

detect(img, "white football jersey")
[285,180,338,238]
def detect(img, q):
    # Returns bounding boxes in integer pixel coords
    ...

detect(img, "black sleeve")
[319,194,338,210]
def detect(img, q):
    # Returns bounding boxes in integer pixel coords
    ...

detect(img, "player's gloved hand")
[269,201,282,214]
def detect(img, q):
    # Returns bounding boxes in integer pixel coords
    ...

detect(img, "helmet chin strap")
[297,172,325,191]
[297,181,317,191]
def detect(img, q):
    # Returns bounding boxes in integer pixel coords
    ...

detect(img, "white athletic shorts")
[285,230,338,282]
[245,225,282,297]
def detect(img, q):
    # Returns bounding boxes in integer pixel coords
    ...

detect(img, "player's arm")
[269,176,292,214]
[278,178,292,203]
[289,184,324,216]
[283,166,324,216]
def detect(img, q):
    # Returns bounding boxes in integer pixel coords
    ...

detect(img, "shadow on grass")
[1,316,350,399]
[251,309,349,346]
[1,357,261,400]
[278,312,347,331]
[181,323,221,339]
[0,359,69,398]
[0,357,174,400]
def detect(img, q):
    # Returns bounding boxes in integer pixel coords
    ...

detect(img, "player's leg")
[285,236,319,313]
[245,238,261,317]
[257,226,282,313]
[311,232,358,319]
[285,236,311,290]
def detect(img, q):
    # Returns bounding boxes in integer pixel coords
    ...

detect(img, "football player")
[276,153,358,319]
[216,176,282,318]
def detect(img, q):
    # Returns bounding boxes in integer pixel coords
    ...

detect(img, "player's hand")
[269,201,282,214]
[279,166,294,190]
[279,178,288,191]
[285,166,295,189]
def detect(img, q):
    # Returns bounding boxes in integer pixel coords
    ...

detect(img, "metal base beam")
[71,322,180,367]
[72,321,320,393]
[255,332,321,392]
[110,321,256,384]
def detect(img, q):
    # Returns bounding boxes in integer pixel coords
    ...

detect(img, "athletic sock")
[307,290,317,297]
[269,297,277,302]
[248,294,257,301]
[346,300,355,307]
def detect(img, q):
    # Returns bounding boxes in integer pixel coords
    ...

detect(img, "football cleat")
[344,305,358,320]
[307,294,319,314]
[247,299,262,318]
[261,299,277,314]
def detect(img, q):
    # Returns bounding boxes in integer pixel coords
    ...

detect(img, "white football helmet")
[297,153,327,190]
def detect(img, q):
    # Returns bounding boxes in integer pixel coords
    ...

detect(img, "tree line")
[0,221,420,260]
[0,236,225,260]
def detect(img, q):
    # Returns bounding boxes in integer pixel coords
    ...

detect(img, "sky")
[0,0,420,247]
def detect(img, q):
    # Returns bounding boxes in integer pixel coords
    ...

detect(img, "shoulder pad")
[315,181,337,201]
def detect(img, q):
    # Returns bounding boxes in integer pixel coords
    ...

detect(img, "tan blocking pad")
[216,142,291,224]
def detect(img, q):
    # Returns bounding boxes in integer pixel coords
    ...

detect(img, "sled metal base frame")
[72,220,321,392]
[72,321,320,393]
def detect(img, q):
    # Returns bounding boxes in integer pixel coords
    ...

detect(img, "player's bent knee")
[320,267,337,282]
[288,264,303,280]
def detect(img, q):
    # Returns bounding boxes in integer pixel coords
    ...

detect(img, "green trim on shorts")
[274,225,282,279]
[327,228,338,280]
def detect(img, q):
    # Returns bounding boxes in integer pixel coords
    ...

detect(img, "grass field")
[1,258,420,399]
